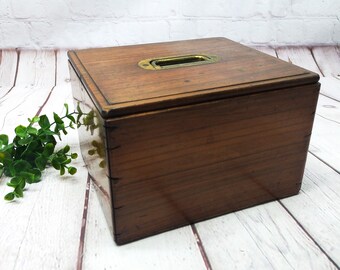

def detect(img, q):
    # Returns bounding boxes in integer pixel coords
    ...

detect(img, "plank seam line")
[12,186,44,269]
[309,48,325,77]
[190,224,213,270]
[35,50,57,116]
[0,49,20,99]
[308,151,340,174]
[278,200,340,269]
[316,113,340,125]
[234,213,276,269]
[76,174,91,270]
[319,92,340,103]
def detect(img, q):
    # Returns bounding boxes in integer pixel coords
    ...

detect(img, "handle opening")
[138,54,218,70]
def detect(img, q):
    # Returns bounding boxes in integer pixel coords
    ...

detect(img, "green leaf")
[20,172,35,181]
[2,104,81,201]
[7,176,22,187]
[28,116,40,124]
[0,134,9,145]
[35,156,47,170]
[40,134,57,145]
[19,179,26,189]
[77,103,83,114]
[25,168,41,184]
[64,103,69,115]
[4,192,15,201]
[52,159,61,170]
[18,136,33,146]
[88,149,95,155]
[0,151,7,162]
[15,125,27,138]
[60,166,65,176]
[27,126,38,135]
[19,172,35,183]
[63,145,70,153]
[40,130,55,136]
[32,116,40,123]
[14,186,24,197]
[30,169,42,183]
[76,103,83,123]
[99,160,105,168]
[43,143,55,157]
[1,143,14,152]
[10,160,31,176]
[39,115,50,129]
[67,115,75,123]
[68,167,77,175]
[53,113,63,124]
[62,158,71,165]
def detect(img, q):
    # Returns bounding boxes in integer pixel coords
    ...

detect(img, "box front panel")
[107,84,319,245]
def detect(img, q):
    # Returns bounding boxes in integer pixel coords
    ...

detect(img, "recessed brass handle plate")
[138,54,219,70]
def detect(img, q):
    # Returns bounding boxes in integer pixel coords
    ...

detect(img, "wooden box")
[68,38,320,245]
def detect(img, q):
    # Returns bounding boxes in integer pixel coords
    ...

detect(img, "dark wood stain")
[68,38,320,245]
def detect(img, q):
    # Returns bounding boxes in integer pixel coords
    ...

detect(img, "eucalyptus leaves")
[0,104,85,201]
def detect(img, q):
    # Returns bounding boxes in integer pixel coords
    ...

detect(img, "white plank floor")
[0,46,339,270]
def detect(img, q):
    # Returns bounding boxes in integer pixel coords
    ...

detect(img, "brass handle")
[138,54,218,70]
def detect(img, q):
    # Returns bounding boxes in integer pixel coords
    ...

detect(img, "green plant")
[0,104,85,201]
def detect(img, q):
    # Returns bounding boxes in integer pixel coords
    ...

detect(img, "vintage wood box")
[68,38,320,245]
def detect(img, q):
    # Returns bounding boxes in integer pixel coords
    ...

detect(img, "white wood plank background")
[0,51,88,270]
[276,47,322,76]
[312,47,340,79]
[0,47,339,270]
[281,154,340,266]
[196,201,336,270]
[0,50,17,99]
[83,185,206,270]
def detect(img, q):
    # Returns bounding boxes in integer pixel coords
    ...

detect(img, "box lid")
[68,37,319,118]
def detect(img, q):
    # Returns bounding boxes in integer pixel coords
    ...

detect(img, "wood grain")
[253,46,277,57]
[0,50,56,269]
[0,50,18,99]
[276,46,340,171]
[69,39,320,244]
[281,154,340,266]
[68,38,318,117]
[103,83,319,244]
[276,47,322,76]
[196,201,337,270]
[309,95,340,172]
[0,51,55,138]
[319,77,340,102]
[0,46,338,269]
[312,46,340,79]
[0,51,88,270]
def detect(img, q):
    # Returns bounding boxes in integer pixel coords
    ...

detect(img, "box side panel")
[107,83,320,245]
[69,63,115,236]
